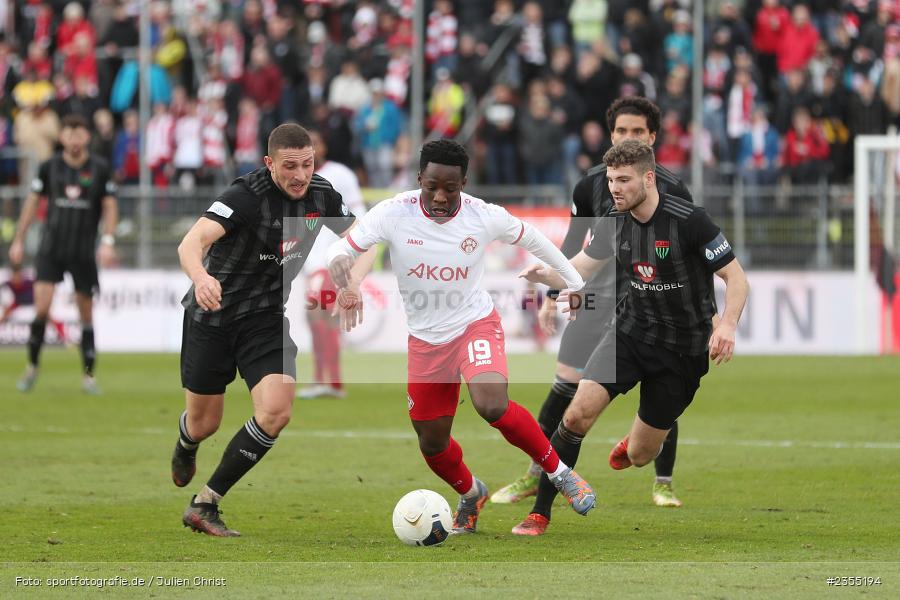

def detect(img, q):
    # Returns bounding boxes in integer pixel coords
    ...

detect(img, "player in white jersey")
[297,130,367,399]
[326,140,596,534]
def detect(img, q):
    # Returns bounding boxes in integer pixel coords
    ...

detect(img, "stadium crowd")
[0,0,898,195]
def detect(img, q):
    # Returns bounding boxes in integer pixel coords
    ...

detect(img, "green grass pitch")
[1,350,899,598]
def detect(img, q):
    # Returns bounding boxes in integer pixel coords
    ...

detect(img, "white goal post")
[854,134,898,354]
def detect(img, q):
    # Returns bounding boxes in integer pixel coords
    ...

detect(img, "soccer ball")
[392,489,453,547]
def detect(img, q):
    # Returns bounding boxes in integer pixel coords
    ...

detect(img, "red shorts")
[407,309,509,421]
[305,268,337,312]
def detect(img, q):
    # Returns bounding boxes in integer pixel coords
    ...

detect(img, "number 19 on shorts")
[467,340,492,366]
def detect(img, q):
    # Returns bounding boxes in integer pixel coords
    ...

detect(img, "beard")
[625,186,647,212]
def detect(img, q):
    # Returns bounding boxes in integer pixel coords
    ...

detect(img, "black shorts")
[557,291,616,370]
[180,311,298,395]
[35,254,99,295]
[582,330,708,430]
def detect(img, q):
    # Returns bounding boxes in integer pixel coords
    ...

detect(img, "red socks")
[422,437,473,494]
[491,401,561,473]
[310,320,343,389]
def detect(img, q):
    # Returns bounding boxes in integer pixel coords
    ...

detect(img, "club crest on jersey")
[65,184,81,200]
[460,236,478,254]
[655,240,670,259]
[634,262,656,283]
[281,238,300,256]
[305,212,320,231]
[79,171,93,186]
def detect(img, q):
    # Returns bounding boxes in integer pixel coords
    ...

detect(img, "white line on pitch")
[2,425,899,450]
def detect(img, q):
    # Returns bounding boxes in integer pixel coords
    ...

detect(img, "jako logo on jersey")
[634,262,656,283]
[655,240,670,259]
[460,236,478,254]
[305,212,320,231]
[407,238,424,245]
[407,263,470,281]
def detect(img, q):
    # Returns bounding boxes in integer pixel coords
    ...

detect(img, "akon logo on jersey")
[406,263,471,282]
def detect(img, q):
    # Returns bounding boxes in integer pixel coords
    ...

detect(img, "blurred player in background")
[0,263,67,344]
[296,130,366,399]
[514,140,748,535]
[8,114,118,394]
[492,97,695,509]
[173,124,361,537]
[327,139,596,534]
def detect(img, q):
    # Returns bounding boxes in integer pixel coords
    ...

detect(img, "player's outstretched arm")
[518,250,608,290]
[709,259,749,365]
[8,192,40,266]
[178,217,227,312]
[514,222,584,290]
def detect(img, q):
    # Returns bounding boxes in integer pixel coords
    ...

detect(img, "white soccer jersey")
[343,190,528,344]
[304,161,366,273]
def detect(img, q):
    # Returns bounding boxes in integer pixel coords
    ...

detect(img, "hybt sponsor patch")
[207,201,234,219]
[703,232,731,262]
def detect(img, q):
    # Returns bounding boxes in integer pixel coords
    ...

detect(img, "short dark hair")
[606,96,662,136]
[267,123,312,157]
[61,113,90,131]
[419,139,468,177]
[602,139,656,175]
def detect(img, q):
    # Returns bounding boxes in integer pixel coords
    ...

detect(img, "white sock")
[548,461,568,479]
[462,478,480,499]
[195,486,223,505]
[656,476,673,485]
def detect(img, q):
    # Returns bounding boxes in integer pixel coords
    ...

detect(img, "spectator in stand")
[619,8,660,77]
[711,1,752,58]
[547,74,586,189]
[57,2,96,57]
[538,0,572,49]
[234,97,260,176]
[304,20,344,82]
[776,4,819,76]
[241,44,283,150]
[619,53,654,100]
[426,0,458,77]
[12,82,59,183]
[354,78,403,188]
[172,99,203,189]
[725,68,759,163]
[310,102,356,169]
[575,119,610,174]
[482,82,519,185]
[267,13,303,124]
[328,59,371,116]
[813,69,851,181]
[782,106,830,185]
[517,2,548,88]
[753,0,790,102]
[113,109,140,184]
[23,42,52,84]
[200,97,227,183]
[547,45,576,86]
[209,19,244,84]
[98,1,139,104]
[91,108,116,166]
[655,110,691,178]
[569,0,608,59]
[240,0,266,58]
[658,66,691,127]
[860,0,895,59]
[518,92,565,185]
[737,106,781,214]
[64,32,99,91]
[774,69,815,134]
[454,33,490,100]
[427,67,465,137]
[385,41,412,107]
[664,10,693,74]
[145,101,174,186]
[58,75,100,124]
[349,0,379,51]
[574,49,621,124]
